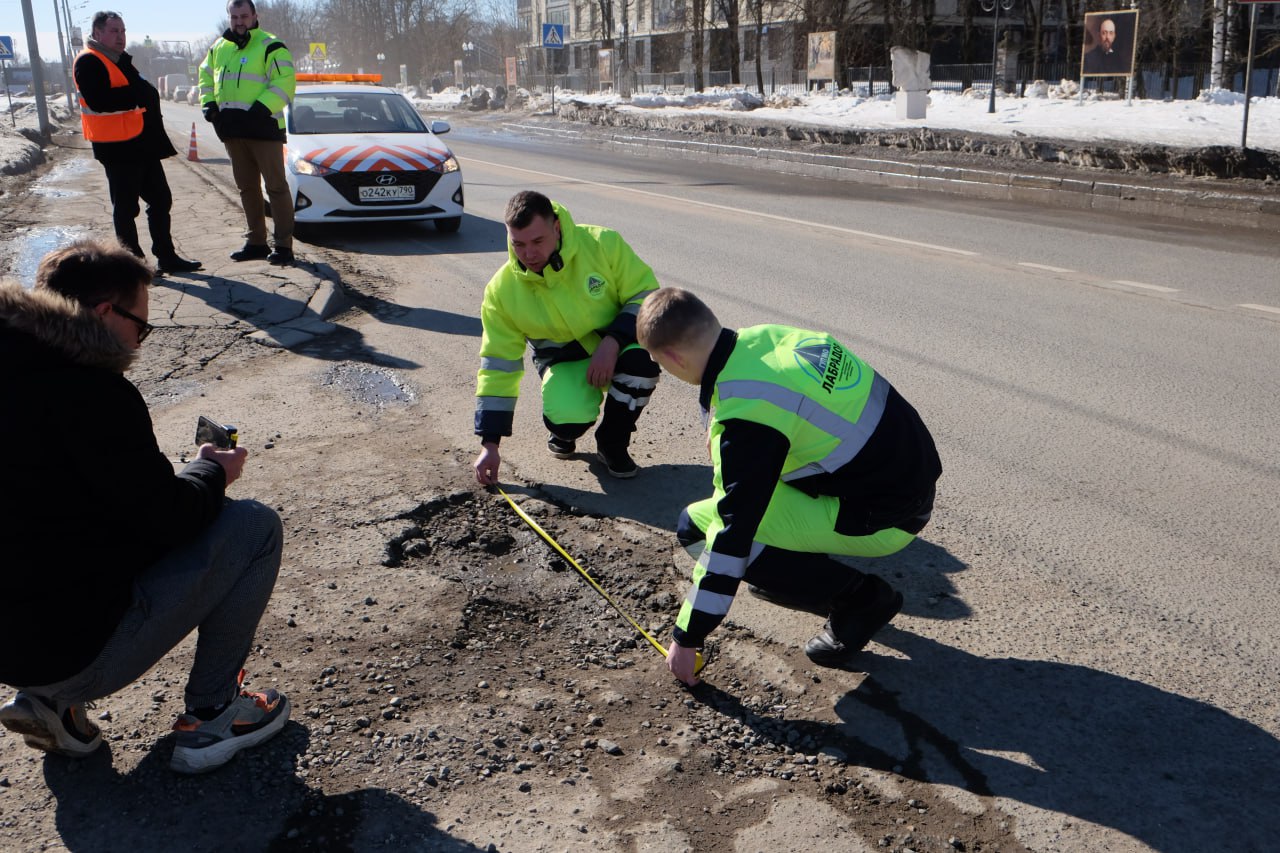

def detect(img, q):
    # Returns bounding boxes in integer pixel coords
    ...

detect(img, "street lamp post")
[376,51,385,80]
[981,0,1015,114]
[462,41,474,88]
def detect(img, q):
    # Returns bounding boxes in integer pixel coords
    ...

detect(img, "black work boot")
[595,397,642,479]
[596,440,638,478]
[804,574,903,668]
[230,243,271,262]
[547,435,576,459]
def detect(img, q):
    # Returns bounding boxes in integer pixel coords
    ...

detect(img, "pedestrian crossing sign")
[0,36,15,60]
[309,42,327,62]
[542,24,565,49]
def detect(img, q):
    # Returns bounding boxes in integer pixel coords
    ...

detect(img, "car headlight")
[434,155,460,174]
[291,154,334,176]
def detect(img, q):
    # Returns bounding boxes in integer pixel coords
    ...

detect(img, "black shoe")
[746,584,829,616]
[267,247,294,266]
[547,435,576,459]
[156,255,203,274]
[230,243,271,262]
[596,443,638,479]
[804,574,903,668]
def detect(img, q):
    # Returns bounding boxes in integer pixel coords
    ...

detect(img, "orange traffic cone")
[187,123,199,162]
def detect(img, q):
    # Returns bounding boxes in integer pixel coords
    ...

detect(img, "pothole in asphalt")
[319,362,415,407]
[7,225,90,287]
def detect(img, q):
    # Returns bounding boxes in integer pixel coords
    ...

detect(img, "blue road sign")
[0,36,15,61]
[542,24,565,49]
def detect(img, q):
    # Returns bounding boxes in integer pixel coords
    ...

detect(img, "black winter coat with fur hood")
[0,283,227,687]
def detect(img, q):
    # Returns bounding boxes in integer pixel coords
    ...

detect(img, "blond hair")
[636,287,719,352]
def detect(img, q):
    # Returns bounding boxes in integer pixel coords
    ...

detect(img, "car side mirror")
[430,120,451,135]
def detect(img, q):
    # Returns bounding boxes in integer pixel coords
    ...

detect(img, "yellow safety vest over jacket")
[673,325,942,647]
[198,26,295,142]
[474,202,659,440]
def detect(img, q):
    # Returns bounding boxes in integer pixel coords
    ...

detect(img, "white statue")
[890,46,932,92]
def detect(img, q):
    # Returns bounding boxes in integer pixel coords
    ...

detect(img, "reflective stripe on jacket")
[474,202,659,438]
[75,48,144,142]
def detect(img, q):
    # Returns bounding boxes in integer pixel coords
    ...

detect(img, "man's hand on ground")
[587,336,620,388]
[666,641,702,686]
[474,444,501,485]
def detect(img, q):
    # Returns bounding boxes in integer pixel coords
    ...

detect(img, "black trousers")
[101,158,176,259]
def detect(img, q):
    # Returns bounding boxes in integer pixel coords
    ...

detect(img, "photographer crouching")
[0,239,289,774]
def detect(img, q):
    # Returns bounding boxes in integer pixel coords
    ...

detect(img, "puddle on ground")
[28,157,92,198]
[319,362,415,407]
[6,226,90,287]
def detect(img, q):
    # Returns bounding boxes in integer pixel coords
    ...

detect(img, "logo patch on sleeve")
[794,338,862,393]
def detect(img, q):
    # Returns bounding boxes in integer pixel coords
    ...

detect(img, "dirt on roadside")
[0,146,1029,853]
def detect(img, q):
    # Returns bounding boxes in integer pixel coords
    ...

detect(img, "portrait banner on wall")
[1081,10,1139,77]
[807,31,836,84]
[599,48,614,85]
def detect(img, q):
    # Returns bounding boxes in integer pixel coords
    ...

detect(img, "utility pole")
[19,0,51,135]
[52,0,73,109]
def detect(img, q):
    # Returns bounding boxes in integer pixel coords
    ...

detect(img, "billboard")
[807,31,836,83]
[1081,10,1139,77]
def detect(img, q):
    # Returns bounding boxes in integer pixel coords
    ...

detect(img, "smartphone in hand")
[194,416,237,449]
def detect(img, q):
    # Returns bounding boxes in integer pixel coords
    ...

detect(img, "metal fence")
[517,59,1280,101]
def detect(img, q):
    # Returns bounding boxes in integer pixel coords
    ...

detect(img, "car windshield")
[289,92,428,135]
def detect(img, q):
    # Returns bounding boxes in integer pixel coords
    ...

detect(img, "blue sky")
[0,0,217,61]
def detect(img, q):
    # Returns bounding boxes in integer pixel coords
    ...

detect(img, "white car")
[282,84,463,231]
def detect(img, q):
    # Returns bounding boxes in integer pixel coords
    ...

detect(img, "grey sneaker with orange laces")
[170,670,290,774]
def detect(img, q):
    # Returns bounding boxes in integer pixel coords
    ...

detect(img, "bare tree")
[714,0,742,83]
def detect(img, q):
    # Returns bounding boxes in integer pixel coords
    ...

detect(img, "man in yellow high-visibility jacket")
[637,288,942,685]
[473,191,661,483]
[199,0,296,265]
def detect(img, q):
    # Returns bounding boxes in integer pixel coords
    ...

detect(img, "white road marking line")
[1111,279,1180,293]
[467,157,980,258]
[1238,303,1280,316]
[1018,262,1075,273]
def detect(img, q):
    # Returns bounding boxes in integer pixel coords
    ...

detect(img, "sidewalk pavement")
[8,122,345,350]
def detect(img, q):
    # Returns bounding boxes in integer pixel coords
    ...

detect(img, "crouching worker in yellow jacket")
[636,287,942,685]
[473,191,661,483]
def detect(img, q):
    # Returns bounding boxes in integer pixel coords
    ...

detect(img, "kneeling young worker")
[636,288,942,685]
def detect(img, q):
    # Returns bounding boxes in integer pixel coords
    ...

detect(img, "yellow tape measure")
[498,487,704,677]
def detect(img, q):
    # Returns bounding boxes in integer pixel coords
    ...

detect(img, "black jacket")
[0,284,226,687]
[73,48,179,164]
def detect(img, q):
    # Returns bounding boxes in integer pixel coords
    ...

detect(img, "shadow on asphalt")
[692,631,1280,851]
[831,631,1280,852]
[296,214,507,258]
[41,720,483,852]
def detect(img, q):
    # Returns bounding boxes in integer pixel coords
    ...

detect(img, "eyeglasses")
[111,303,154,344]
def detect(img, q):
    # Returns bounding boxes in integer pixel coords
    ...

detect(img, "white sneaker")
[0,692,102,757]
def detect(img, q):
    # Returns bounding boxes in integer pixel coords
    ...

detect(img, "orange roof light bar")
[295,73,384,83]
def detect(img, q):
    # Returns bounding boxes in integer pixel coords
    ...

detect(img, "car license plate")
[358,185,415,201]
